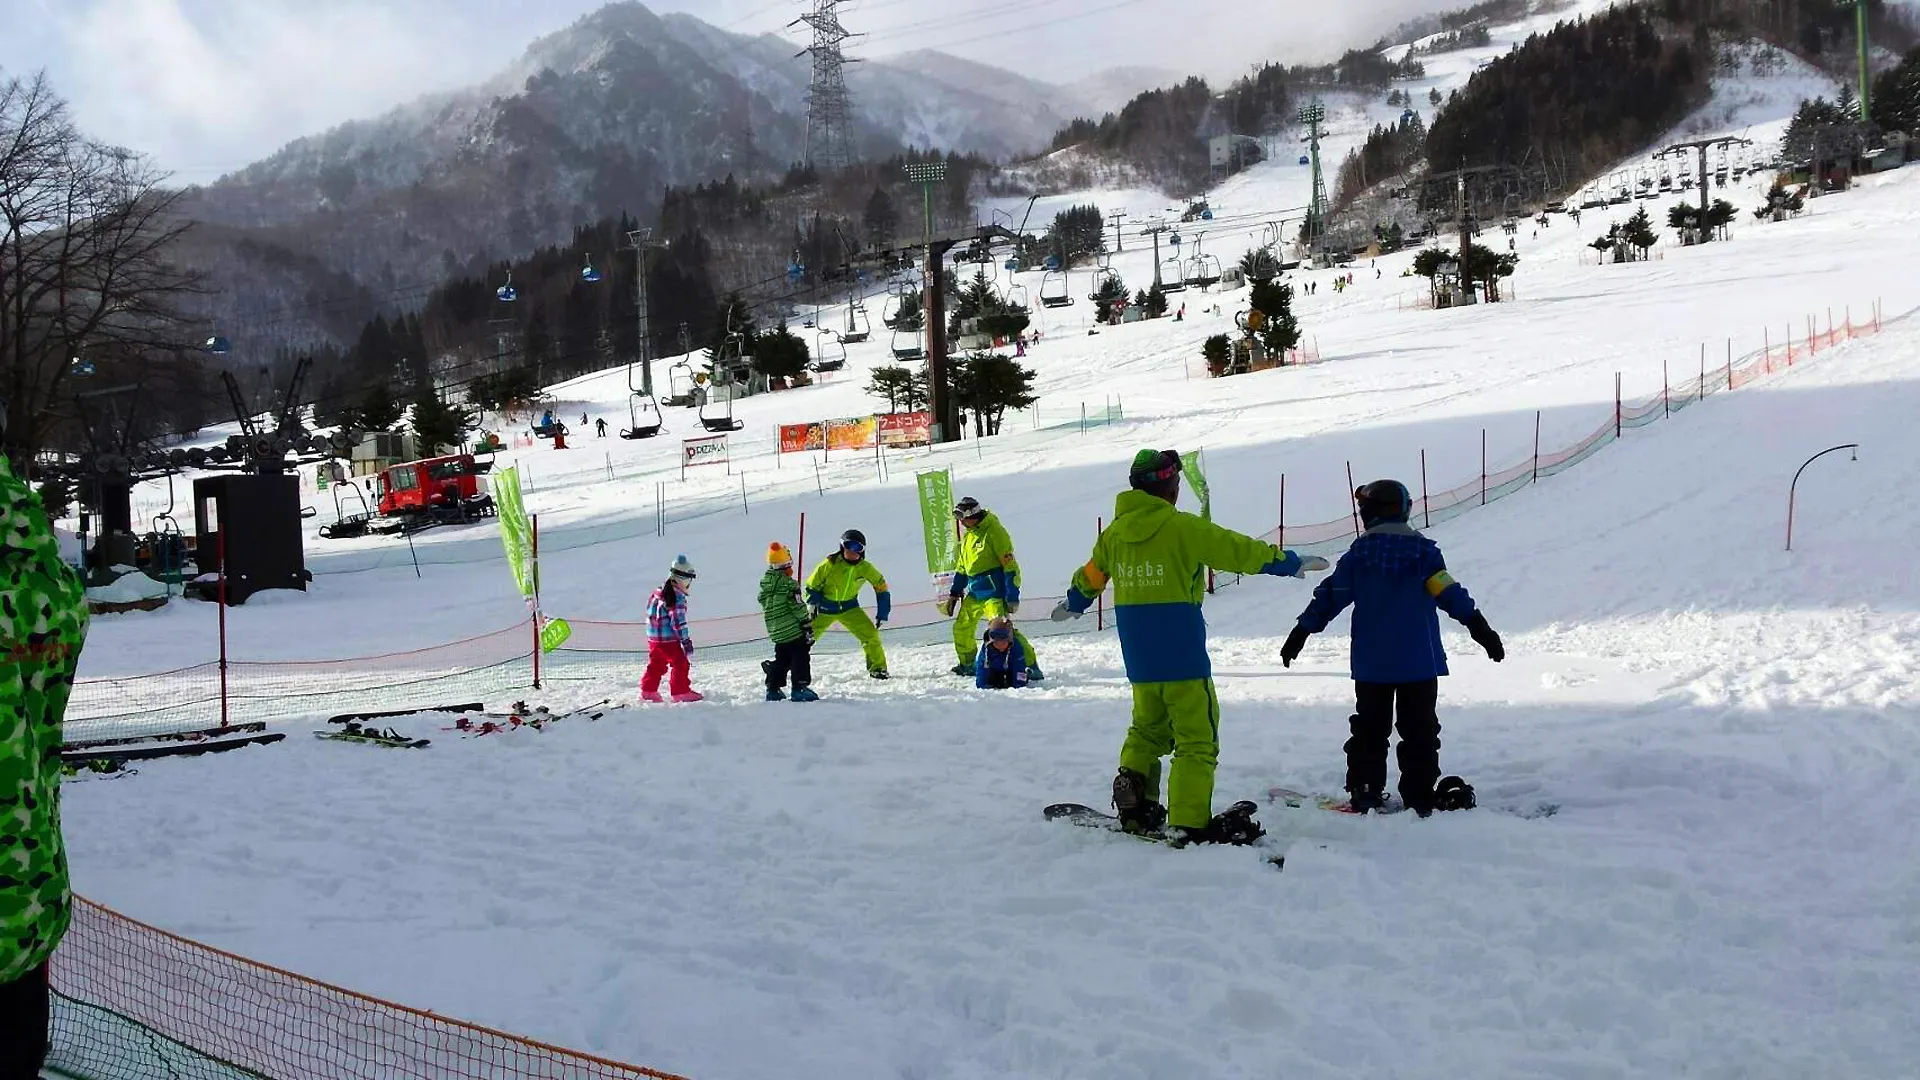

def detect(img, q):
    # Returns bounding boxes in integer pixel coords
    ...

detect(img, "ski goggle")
[986,626,1011,641]
[841,540,864,554]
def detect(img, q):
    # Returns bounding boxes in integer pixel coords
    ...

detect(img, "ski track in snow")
[60,10,1920,1077]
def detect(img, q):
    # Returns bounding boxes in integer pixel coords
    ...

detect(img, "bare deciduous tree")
[1,70,202,473]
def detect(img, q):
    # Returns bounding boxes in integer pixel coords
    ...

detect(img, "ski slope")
[58,9,1920,1074]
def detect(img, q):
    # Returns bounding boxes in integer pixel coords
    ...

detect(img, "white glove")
[1050,599,1080,622]
[1295,555,1330,577]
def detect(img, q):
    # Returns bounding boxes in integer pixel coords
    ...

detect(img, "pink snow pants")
[642,641,693,697]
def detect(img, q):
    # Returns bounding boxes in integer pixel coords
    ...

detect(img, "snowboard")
[1043,802,1286,870]
[315,723,429,749]
[60,731,285,766]
[1265,786,1560,820]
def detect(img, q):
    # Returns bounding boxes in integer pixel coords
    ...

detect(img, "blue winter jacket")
[1293,523,1479,684]
[975,637,1031,689]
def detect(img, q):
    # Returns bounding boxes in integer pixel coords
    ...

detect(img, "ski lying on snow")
[443,698,616,734]
[62,720,269,752]
[61,732,286,766]
[315,724,430,749]
[327,702,484,724]
[1043,803,1286,870]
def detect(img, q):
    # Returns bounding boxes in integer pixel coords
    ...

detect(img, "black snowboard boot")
[1433,776,1476,812]
[1345,784,1387,814]
[1111,768,1168,834]
[1171,801,1266,847]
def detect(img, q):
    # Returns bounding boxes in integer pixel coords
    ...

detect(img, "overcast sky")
[1,0,1460,184]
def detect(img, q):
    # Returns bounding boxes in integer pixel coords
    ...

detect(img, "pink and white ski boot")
[670,691,705,703]
[641,690,665,703]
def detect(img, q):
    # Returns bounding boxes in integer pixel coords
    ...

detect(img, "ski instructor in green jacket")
[0,413,91,1076]
[1052,449,1326,845]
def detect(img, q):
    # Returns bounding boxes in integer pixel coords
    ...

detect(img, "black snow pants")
[1345,680,1442,811]
[0,961,50,1079]
[764,638,812,691]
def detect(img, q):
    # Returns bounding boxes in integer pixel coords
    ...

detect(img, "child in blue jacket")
[1281,480,1504,816]
[975,617,1031,689]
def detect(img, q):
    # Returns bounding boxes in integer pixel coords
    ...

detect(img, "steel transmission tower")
[793,0,859,170]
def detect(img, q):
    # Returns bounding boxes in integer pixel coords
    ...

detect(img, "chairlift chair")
[1039,269,1074,308]
[620,360,664,439]
[1158,256,1189,293]
[1005,280,1030,310]
[815,328,848,373]
[1088,267,1121,302]
[699,338,747,432]
[665,358,698,408]
[698,379,744,433]
[496,272,518,303]
[890,322,924,362]
[842,298,872,343]
[581,254,602,284]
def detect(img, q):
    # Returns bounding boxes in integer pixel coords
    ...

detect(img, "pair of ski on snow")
[316,699,613,748]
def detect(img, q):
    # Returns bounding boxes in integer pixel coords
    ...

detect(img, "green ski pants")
[1118,678,1221,829]
[814,607,888,673]
[951,595,1037,669]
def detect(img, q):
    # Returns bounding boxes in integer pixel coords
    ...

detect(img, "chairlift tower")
[1657,136,1752,232]
[793,0,860,171]
[1299,102,1329,254]
[625,228,667,396]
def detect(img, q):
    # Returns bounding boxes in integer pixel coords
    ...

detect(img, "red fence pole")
[1785,325,1792,367]
[1663,359,1670,418]
[1346,461,1360,535]
[1532,411,1541,483]
[217,529,229,730]
[531,514,542,690]
[1419,448,1430,527]
[1278,474,1285,551]
[1479,429,1487,505]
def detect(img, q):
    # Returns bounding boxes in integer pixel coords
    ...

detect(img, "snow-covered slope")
[60,116,1920,1080]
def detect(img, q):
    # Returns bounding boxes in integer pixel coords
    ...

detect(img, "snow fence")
[45,897,690,1080]
[62,300,1890,746]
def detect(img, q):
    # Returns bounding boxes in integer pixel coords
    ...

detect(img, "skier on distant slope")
[942,497,1042,680]
[1280,480,1504,816]
[805,529,892,680]
[1051,449,1328,845]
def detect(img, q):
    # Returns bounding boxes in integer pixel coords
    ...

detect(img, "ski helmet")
[1129,448,1181,494]
[1353,480,1413,528]
[952,496,982,519]
[840,528,867,550]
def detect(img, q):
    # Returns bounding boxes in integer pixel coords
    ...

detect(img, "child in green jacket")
[759,542,817,702]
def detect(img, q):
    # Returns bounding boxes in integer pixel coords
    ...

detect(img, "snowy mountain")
[170,1,1132,346]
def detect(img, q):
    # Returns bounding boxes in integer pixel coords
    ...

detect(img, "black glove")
[1280,625,1310,668]
[1465,610,1504,662]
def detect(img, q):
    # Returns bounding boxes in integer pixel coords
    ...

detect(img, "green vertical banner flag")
[539,616,572,653]
[1181,450,1212,522]
[916,468,956,580]
[494,465,534,598]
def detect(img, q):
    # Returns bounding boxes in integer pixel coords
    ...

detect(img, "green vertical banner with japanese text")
[916,468,956,583]
[1181,450,1212,523]
[494,465,534,598]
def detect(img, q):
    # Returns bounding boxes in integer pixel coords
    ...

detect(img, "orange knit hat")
[767,542,794,568]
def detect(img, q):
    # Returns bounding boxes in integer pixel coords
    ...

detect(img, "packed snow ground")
[63,14,1920,1077]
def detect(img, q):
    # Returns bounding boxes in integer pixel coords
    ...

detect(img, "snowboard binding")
[1170,801,1267,847]
[1433,775,1477,812]
[1111,768,1169,834]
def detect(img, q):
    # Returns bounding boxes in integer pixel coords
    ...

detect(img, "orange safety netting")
[47,896,689,1080]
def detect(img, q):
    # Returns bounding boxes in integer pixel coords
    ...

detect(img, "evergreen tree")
[410,388,475,455]
[354,383,405,432]
[752,322,812,382]
[1871,46,1920,134]
[952,352,1039,436]
[1202,334,1231,376]
[865,366,916,412]
[1239,249,1282,284]
[1247,278,1301,355]
[1620,206,1658,259]
[1046,204,1107,263]
[864,187,900,249]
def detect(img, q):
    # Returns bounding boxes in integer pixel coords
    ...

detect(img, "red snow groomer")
[371,453,496,533]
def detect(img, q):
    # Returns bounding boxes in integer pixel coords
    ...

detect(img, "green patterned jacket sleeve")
[0,459,89,983]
